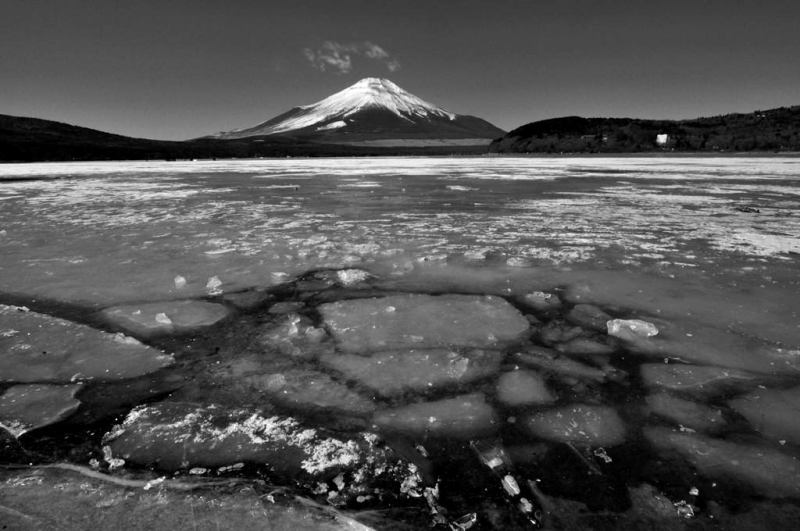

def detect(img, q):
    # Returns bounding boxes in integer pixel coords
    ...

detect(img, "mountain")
[208,78,505,145]
[490,106,800,153]
[0,114,491,162]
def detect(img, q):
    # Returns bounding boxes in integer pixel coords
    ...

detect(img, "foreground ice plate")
[0,304,174,383]
[319,294,529,353]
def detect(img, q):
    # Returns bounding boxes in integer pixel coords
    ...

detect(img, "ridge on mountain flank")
[208,78,505,143]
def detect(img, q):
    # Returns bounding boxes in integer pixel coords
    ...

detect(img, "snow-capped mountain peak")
[209,78,505,141]
[302,77,457,122]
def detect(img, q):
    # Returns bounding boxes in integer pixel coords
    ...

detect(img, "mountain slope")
[0,114,491,162]
[490,106,800,153]
[209,78,505,143]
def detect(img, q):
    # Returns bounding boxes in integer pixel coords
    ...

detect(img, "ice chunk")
[104,402,420,496]
[495,370,556,407]
[319,294,529,353]
[0,384,81,437]
[240,368,376,415]
[101,300,230,338]
[640,363,762,396]
[555,337,615,357]
[606,319,659,339]
[644,426,800,498]
[205,275,223,295]
[621,321,799,375]
[335,268,371,286]
[373,393,498,439]
[520,291,562,312]
[0,304,173,383]
[644,392,725,432]
[523,404,626,446]
[567,304,612,332]
[0,467,380,531]
[728,386,800,445]
[513,348,610,382]
[221,289,272,310]
[173,275,187,289]
[257,313,333,360]
[321,348,501,397]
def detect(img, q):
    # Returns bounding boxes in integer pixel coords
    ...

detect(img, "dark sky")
[3,0,799,139]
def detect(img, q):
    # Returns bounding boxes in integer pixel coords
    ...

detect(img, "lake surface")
[1,157,799,529]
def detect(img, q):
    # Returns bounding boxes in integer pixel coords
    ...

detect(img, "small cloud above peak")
[303,41,400,75]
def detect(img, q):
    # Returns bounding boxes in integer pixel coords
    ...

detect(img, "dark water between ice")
[1,157,800,529]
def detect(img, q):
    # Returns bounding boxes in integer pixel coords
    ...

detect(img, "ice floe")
[0,304,173,383]
[319,294,529,353]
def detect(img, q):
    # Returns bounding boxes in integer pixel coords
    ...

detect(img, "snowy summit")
[209,78,504,143]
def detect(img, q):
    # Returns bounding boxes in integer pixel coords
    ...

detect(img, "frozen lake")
[1,157,800,529]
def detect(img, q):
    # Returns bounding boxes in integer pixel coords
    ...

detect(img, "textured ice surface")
[321,348,501,397]
[0,468,360,531]
[0,304,173,383]
[645,427,800,498]
[523,404,626,446]
[101,300,230,338]
[0,384,81,437]
[104,402,418,493]
[728,386,800,444]
[372,393,498,439]
[319,294,529,353]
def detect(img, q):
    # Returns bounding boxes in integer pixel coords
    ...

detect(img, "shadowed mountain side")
[490,106,800,153]
[0,114,492,162]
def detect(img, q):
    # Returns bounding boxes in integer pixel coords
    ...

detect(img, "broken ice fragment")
[319,294,529,353]
[205,275,223,295]
[728,385,800,445]
[607,319,659,339]
[495,370,556,407]
[0,304,173,383]
[645,426,800,498]
[645,392,725,432]
[640,363,762,396]
[523,404,626,446]
[101,300,229,338]
[0,384,82,437]
[173,275,187,289]
[321,348,501,397]
[373,393,498,439]
[567,304,612,331]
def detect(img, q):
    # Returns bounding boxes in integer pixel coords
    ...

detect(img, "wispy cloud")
[303,41,401,74]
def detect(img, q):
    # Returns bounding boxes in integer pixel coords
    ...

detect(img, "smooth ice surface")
[372,393,498,439]
[640,363,764,396]
[0,304,173,383]
[319,294,529,353]
[644,392,725,432]
[523,404,626,446]
[101,300,230,337]
[566,304,612,331]
[239,367,376,415]
[0,384,81,437]
[321,348,501,397]
[645,426,800,498]
[728,386,800,444]
[513,349,610,382]
[495,369,556,406]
